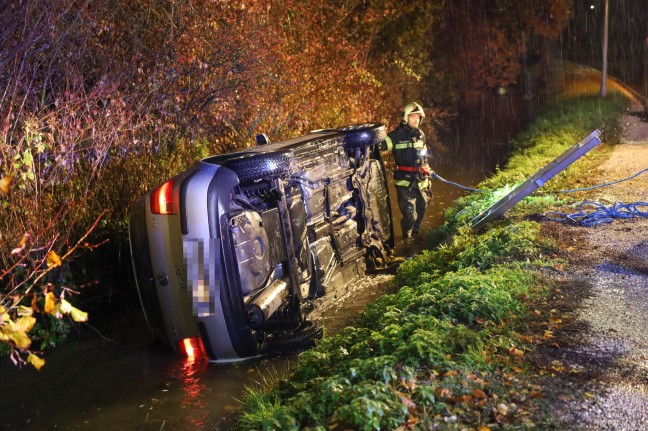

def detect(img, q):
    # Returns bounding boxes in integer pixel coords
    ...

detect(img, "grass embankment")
[237,91,628,430]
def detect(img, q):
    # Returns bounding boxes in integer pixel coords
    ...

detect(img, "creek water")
[0,91,534,431]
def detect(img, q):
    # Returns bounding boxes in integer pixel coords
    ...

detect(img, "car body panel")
[129,124,392,361]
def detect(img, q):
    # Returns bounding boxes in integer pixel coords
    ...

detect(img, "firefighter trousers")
[396,184,429,238]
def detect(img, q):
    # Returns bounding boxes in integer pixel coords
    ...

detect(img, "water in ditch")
[0,91,533,431]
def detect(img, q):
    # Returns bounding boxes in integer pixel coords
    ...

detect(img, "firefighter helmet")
[401,102,426,124]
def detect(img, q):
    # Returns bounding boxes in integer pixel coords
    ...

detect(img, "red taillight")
[177,337,203,359]
[150,179,176,215]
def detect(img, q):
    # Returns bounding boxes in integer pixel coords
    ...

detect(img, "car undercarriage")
[129,123,394,361]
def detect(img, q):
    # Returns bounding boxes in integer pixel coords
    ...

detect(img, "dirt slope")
[539,106,648,430]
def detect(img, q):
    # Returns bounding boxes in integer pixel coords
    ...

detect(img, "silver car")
[129,123,394,361]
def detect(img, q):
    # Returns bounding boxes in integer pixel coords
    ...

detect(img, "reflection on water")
[0,315,296,431]
[0,90,535,431]
[179,357,208,429]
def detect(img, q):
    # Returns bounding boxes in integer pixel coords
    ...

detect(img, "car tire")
[339,123,387,149]
[223,151,292,182]
[267,320,323,353]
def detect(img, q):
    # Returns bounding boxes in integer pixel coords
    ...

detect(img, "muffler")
[247,279,289,326]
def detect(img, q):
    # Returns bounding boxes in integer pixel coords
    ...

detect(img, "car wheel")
[339,123,387,149]
[267,320,324,353]
[223,151,292,182]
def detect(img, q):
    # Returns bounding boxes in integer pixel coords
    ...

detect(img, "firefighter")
[382,102,432,238]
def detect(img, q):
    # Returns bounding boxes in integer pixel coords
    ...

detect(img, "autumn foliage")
[0,0,571,369]
[437,0,572,104]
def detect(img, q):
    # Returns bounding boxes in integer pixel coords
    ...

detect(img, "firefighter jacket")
[382,123,430,189]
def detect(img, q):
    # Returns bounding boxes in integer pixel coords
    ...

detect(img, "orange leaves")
[0,290,88,370]
[44,292,88,322]
[549,316,563,325]
[9,330,31,350]
[472,388,487,399]
[44,292,56,314]
[11,236,63,271]
[0,175,13,195]
[0,305,35,350]
[12,317,36,349]
[529,390,543,399]
[18,305,34,317]
[550,360,566,373]
[46,250,62,268]
[59,299,89,322]
[508,346,525,358]
[408,366,550,428]
[30,295,42,313]
[1,215,102,370]
[11,233,30,255]
[395,390,417,412]
[27,353,45,371]
[15,316,36,334]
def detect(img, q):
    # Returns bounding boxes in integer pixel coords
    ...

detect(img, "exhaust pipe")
[247,279,289,326]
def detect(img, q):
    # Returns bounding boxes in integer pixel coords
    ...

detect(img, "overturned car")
[129,123,394,361]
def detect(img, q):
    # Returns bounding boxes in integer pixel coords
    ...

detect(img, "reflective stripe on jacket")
[384,123,429,188]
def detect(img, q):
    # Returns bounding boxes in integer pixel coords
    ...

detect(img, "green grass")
[236,85,629,430]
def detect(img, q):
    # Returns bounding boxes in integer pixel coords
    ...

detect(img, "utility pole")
[644,37,648,98]
[600,0,609,97]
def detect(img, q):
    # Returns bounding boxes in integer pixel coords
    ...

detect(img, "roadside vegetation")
[0,1,572,369]
[237,81,628,429]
